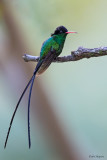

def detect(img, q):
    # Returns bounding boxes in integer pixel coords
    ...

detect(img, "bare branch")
[23,46,107,63]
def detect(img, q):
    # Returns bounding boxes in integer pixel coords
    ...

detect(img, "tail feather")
[4,60,43,149]
[28,74,35,148]
[4,76,33,148]
[27,60,43,148]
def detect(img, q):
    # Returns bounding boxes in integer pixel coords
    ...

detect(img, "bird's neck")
[53,34,67,46]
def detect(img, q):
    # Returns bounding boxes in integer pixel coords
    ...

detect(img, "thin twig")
[23,46,107,63]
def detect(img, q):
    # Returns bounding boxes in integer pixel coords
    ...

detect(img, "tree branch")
[23,46,107,63]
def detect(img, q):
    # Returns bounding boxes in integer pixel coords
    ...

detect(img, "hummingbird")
[4,26,77,148]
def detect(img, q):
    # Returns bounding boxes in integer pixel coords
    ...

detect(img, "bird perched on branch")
[4,26,77,148]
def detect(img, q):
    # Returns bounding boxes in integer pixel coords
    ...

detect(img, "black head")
[51,26,68,36]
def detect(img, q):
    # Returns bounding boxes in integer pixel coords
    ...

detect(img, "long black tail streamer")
[4,76,33,148]
[4,59,43,148]
[27,60,43,148]
[27,74,36,148]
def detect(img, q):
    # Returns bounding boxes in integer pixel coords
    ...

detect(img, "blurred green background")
[0,0,107,160]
